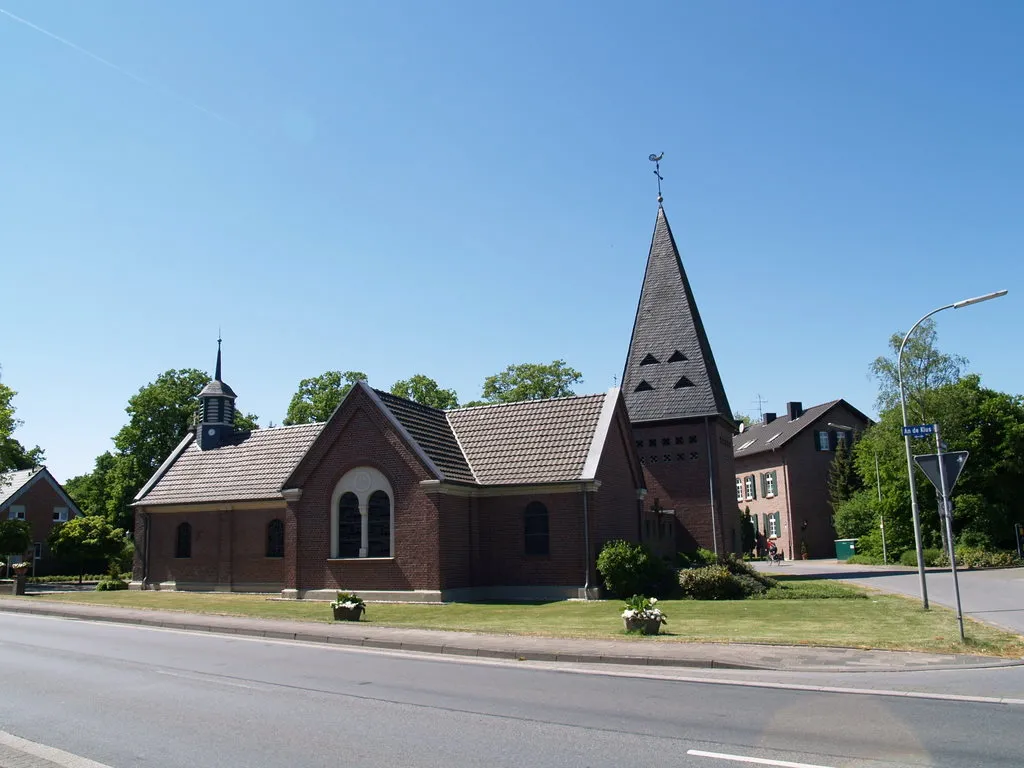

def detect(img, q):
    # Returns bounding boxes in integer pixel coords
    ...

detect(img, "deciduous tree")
[48,517,128,583]
[870,318,967,417]
[479,360,582,404]
[390,375,459,410]
[284,371,368,425]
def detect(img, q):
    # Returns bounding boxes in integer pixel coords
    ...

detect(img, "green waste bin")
[834,538,857,561]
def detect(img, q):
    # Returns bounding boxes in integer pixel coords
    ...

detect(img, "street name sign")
[914,451,969,497]
[902,424,935,437]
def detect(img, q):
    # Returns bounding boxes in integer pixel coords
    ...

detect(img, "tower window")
[640,353,659,365]
[635,380,654,392]
[337,492,361,558]
[667,350,687,363]
[673,376,695,389]
[524,502,549,556]
[266,519,285,558]
[175,522,192,559]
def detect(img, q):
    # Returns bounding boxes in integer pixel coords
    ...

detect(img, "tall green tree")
[284,371,368,425]
[827,438,862,511]
[733,412,754,428]
[390,375,459,410]
[870,318,967,417]
[0,519,31,560]
[478,360,583,404]
[0,378,45,482]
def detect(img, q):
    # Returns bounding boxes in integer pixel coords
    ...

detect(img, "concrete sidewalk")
[1,597,1019,673]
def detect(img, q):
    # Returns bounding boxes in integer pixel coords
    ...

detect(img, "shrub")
[694,547,718,566]
[675,551,692,569]
[845,554,886,565]
[899,550,918,567]
[733,574,769,596]
[597,541,674,598]
[678,565,749,600]
[935,547,1022,569]
[96,576,128,591]
[923,548,942,566]
[719,554,776,588]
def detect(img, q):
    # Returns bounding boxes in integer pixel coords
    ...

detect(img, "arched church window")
[338,492,361,558]
[367,491,391,558]
[266,519,285,558]
[175,522,192,558]
[524,501,549,556]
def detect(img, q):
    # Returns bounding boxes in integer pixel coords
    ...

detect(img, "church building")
[131,197,737,599]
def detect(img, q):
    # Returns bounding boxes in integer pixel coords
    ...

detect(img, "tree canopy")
[0,519,31,559]
[48,517,127,581]
[283,371,368,425]
[390,375,459,410]
[0,378,44,475]
[478,360,583,404]
[870,318,967,417]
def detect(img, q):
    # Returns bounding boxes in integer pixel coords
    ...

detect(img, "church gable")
[622,206,733,425]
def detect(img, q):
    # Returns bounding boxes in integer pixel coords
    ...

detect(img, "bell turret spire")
[197,336,237,450]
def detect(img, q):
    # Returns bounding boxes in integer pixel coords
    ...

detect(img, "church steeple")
[197,337,237,450]
[621,205,733,425]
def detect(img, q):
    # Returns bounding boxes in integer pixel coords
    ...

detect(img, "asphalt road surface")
[0,613,1020,768]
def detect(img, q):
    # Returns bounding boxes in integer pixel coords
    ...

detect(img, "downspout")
[143,512,151,587]
[581,484,591,597]
[704,416,719,555]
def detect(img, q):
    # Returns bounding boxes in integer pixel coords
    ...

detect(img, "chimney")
[786,401,803,420]
[763,412,777,425]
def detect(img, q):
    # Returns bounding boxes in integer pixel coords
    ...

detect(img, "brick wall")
[591,408,645,572]
[290,389,441,592]
[633,418,733,554]
[6,476,75,575]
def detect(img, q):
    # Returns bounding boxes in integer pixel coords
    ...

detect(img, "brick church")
[131,201,738,600]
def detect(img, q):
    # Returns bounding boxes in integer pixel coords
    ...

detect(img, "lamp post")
[898,290,1008,610]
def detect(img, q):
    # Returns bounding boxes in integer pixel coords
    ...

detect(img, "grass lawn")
[29,576,1024,657]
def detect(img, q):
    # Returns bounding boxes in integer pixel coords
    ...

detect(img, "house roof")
[372,390,475,483]
[446,392,610,485]
[136,384,624,506]
[0,466,83,516]
[732,400,871,458]
[0,468,41,507]
[135,423,323,505]
[621,206,733,425]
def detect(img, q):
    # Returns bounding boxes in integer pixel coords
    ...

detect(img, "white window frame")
[744,476,754,501]
[736,478,743,502]
[329,466,395,559]
[9,505,25,521]
[768,515,779,538]
[765,473,775,498]
[53,507,69,523]
[818,431,830,451]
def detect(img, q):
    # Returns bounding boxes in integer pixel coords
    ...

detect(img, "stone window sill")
[327,557,395,562]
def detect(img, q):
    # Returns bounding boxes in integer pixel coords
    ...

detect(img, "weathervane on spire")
[649,152,664,204]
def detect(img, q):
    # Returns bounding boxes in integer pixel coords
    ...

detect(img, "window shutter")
[759,473,765,497]
[749,475,756,500]
[771,470,779,495]
[762,513,769,535]
[813,431,821,451]
[829,430,838,451]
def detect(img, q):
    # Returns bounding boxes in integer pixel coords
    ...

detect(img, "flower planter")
[332,605,364,622]
[623,617,662,635]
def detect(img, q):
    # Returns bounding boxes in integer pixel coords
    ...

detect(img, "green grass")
[27,578,1024,658]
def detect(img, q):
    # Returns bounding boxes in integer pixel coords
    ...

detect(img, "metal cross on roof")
[649,152,664,203]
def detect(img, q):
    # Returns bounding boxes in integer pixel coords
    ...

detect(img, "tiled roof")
[622,206,733,424]
[446,394,608,485]
[0,468,40,507]
[373,390,475,483]
[199,380,236,398]
[136,423,323,505]
[733,400,869,458]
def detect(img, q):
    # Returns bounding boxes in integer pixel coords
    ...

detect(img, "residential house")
[0,466,83,574]
[733,400,871,559]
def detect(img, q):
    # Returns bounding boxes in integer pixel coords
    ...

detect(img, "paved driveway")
[755,560,1024,635]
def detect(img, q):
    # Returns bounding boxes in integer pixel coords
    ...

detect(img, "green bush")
[899,550,918,567]
[96,577,128,591]
[26,574,112,584]
[733,573,770,596]
[935,547,1023,569]
[694,547,718,566]
[678,565,750,600]
[719,554,776,588]
[845,554,887,565]
[597,540,674,598]
[755,579,869,600]
[923,548,942,566]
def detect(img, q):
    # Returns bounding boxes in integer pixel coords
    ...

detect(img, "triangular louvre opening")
[673,376,695,389]
[667,350,687,363]
[634,380,654,392]
[640,353,659,366]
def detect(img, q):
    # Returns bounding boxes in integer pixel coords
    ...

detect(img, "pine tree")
[828,439,862,510]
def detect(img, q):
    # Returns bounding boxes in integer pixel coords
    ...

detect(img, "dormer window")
[667,350,687,362]
[640,353,659,365]
[635,380,654,392]
[673,376,694,389]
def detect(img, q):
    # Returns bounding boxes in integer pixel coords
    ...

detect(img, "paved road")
[0,613,1020,767]
[757,561,1024,634]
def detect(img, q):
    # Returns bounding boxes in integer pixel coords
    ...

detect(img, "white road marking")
[5,611,1024,706]
[687,749,835,768]
[0,729,114,768]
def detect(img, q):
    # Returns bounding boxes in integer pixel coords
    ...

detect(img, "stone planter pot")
[623,617,662,635]
[332,604,364,622]
[12,574,26,596]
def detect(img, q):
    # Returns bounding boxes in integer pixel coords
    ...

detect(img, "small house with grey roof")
[733,399,871,560]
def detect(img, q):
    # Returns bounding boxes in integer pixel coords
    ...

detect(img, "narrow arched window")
[367,490,391,557]
[175,522,192,558]
[266,519,285,558]
[338,492,361,558]
[524,502,549,556]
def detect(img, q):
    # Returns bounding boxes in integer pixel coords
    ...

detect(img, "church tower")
[197,338,237,450]
[622,199,739,555]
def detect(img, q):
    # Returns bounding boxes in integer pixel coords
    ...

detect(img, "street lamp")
[898,290,1008,610]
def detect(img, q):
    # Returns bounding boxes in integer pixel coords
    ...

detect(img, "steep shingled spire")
[214,334,222,381]
[621,206,733,424]
[198,336,237,449]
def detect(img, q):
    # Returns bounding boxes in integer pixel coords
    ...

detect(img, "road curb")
[1,600,1019,673]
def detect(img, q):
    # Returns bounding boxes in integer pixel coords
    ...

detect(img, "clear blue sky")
[2,1,1021,483]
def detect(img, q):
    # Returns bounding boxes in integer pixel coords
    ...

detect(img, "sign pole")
[1016,524,1023,560]
[934,423,965,642]
[875,452,887,565]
